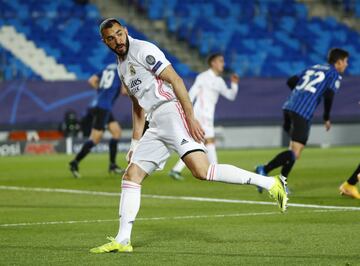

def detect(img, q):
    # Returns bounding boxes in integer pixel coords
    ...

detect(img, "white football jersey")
[117,36,175,114]
[189,69,238,120]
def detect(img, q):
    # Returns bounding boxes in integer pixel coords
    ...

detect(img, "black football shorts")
[91,107,115,131]
[283,110,310,145]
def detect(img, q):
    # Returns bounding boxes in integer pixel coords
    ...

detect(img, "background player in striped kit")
[169,53,239,180]
[255,48,349,193]
[69,63,125,178]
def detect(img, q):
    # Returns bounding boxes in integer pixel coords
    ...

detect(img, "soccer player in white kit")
[90,18,288,254]
[169,53,239,180]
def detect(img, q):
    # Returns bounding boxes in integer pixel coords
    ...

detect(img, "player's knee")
[91,137,101,145]
[90,132,103,144]
[293,150,301,160]
[110,124,122,139]
[122,170,141,184]
[122,164,145,184]
[190,168,208,180]
[112,130,121,139]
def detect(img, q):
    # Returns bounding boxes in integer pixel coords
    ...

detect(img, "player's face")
[102,24,129,57]
[336,57,348,73]
[211,56,225,74]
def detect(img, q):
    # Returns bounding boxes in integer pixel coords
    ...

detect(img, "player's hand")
[230,74,240,83]
[126,139,139,163]
[324,120,331,131]
[186,117,205,143]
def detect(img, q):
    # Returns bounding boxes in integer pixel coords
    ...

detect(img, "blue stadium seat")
[135,0,360,77]
[2,0,360,79]
[0,0,192,80]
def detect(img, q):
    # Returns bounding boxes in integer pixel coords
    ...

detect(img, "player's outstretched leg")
[184,152,288,212]
[255,165,267,194]
[90,163,146,253]
[339,164,360,199]
[207,164,288,212]
[206,142,218,164]
[169,160,185,180]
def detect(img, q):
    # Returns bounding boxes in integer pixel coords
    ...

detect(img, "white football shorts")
[131,101,206,174]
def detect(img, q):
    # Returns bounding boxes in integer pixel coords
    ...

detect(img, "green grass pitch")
[1,146,360,265]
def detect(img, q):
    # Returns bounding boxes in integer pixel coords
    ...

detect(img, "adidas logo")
[180,139,189,145]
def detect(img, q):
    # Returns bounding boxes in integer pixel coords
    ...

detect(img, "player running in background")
[255,48,349,193]
[169,53,239,180]
[90,18,288,254]
[339,164,360,199]
[69,63,125,178]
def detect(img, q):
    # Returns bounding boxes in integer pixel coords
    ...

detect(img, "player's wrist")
[130,138,139,150]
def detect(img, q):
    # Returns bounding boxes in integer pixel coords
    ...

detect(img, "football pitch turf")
[1,146,360,265]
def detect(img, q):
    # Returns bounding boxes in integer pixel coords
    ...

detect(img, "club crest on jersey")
[129,64,136,76]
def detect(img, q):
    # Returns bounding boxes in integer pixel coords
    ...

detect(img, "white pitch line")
[1,185,360,211]
[0,209,348,228]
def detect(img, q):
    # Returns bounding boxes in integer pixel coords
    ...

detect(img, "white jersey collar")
[209,68,219,77]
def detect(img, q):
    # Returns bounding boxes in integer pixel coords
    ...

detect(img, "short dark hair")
[99,18,122,36]
[207,53,223,66]
[327,48,349,64]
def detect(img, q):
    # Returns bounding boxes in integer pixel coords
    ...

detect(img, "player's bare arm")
[126,94,145,163]
[159,65,205,143]
[88,74,100,89]
[130,95,145,140]
[120,84,128,96]
[323,90,334,132]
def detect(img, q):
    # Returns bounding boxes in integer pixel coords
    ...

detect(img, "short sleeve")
[138,42,171,76]
[328,72,341,94]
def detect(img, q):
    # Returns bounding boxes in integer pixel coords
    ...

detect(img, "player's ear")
[100,33,105,44]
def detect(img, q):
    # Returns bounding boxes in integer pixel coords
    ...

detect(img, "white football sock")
[206,164,275,190]
[206,143,218,164]
[115,180,141,244]
[172,159,186,173]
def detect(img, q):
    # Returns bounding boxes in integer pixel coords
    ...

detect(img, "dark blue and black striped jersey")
[283,64,341,120]
[91,63,121,111]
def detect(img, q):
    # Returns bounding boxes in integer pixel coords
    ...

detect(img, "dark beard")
[109,35,129,60]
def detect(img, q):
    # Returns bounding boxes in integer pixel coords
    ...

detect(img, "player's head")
[99,18,129,58]
[327,48,349,73]
[207,53,224,74]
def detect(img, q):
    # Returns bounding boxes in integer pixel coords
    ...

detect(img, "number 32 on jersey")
[296,70,325,93]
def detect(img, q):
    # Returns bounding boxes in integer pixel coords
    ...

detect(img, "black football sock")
[109,138,118,165]
[75,140,95,162]
[281,153,296,178]
[347,164,360,185]
[264,150,295,175]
